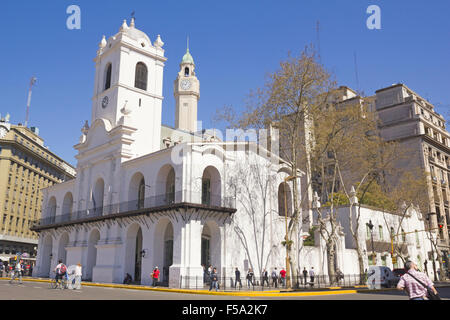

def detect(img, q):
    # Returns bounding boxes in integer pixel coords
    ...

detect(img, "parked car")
[367,266,398,289]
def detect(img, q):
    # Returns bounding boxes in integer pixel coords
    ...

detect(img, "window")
[401,229,406,242]
[184,67,189,77]
[134,62,148,90]
[104,63,112,90]
[415,230,420,246]
[378,225,383,240]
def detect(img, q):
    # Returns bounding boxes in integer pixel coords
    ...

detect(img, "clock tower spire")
[174,40,200,132]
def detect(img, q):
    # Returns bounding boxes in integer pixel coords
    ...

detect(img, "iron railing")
[34,190,236,228]
[179,274,368,291]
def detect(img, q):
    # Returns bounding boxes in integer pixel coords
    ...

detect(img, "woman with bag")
[397,261,440,300]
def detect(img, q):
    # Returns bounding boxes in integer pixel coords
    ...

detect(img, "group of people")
[202,265,220,291]
[232,266,320,289]
[0,259,34,279]
[52,260,83,290]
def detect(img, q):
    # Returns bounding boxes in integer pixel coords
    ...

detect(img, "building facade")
[0,118,75,262]
[31,19,298,287]
[31,19,444,287]
[375,84,449,272]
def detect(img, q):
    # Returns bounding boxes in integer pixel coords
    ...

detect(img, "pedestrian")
[280,267,286,287]
[209,267,218,291]
[123,273,132,284]
[335,268,344,284]
[0,260,3,277]
[74,263,82,290]
[54,260,67,288]
[10,259,23,284]
[309,267,315,287]
[397,261,439,300]
[262,269,269,287]
[246,268,254,288]
[302,267,308,285]
[234,267,242,289]
[151,266,160,286]
[271,268,278,288]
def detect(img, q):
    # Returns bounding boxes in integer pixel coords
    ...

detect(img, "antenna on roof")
[316,20,321,63]
[353,51,361,95]
[25,76,37,128]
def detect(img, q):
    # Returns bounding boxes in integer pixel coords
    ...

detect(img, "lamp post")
[283,175,297,289]
[367,220,375,265]
[427,213,438,281]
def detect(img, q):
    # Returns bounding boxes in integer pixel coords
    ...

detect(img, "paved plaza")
[1,279,449,300]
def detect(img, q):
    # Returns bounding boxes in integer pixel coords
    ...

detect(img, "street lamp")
[283,175,297,289]
[426,213,438,281]
[367,220,375,266]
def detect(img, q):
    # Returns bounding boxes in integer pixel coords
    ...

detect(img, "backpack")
[59,264,67,274]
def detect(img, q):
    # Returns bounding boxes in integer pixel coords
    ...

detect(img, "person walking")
[209,267,218,291]
[234,267,242,289]
[397,261,439,300]
[280,268,286,287]
[73,263,82,290]
[302,267,308,286]
[0,260,3,277]
[246,268,254,288]
[151,266,160,286]
[335,268,344,284]
[262,269,269,287]
[54,260,67,288]
[271,268,278,288]
[9,259,23,284]
[309,267,315,287]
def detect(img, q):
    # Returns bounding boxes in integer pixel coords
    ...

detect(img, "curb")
[1,277,359,297]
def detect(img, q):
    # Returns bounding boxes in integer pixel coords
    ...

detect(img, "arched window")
[135,62,148,90]
[184,67,189,77]
[104,63,112,90]
[138,178,145,209]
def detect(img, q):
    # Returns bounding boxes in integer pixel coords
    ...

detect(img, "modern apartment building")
[0,116,75,262]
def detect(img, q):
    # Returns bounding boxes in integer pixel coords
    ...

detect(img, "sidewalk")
[0,276,358,297]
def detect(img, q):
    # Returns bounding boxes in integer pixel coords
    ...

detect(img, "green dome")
[181,49,194,65]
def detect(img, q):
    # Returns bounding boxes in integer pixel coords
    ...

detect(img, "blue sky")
[1,0,449,166]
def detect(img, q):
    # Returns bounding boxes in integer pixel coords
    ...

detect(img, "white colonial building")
[32,19,439,288]
[31,19,300,287]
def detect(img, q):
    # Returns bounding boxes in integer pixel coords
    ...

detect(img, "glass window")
[104,63,112,90]
[378,225,383,240]
[135,62,148,90]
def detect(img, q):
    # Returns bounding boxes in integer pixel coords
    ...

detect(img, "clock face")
[0,126,7,138]
[180,79,191,90]
[102,96,109,108]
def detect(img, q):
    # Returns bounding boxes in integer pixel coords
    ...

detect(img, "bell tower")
[90,18,167,157]
[174,40,200,132]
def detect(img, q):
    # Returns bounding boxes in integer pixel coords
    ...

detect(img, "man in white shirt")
[309,267,315,287]
[54,260,67,287]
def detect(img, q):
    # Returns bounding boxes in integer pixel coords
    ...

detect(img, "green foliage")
[357,182,396,211]
[323,192,349,207]
[303,226,317,246]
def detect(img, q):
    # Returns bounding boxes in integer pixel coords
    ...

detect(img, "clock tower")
[174,44,200,132]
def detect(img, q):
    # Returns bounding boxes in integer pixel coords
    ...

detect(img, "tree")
[226,151,277,279]
[215,45,336,287]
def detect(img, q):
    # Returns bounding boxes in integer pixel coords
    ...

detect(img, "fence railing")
[179,274,368,290]
[34,191,236,228]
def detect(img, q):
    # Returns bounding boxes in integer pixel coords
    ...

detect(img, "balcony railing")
[33,191,236,228]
